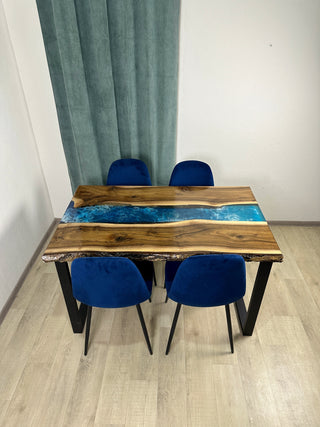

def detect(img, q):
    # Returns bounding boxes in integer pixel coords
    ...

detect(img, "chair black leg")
[136,304,153,355]
[84,306,92,356]
[165,303,182,355]
[225,304,234,353]
[153,263,157,287]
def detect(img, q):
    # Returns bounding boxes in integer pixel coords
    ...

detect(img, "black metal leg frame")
[55,262,87,333]
[234,261,273,336]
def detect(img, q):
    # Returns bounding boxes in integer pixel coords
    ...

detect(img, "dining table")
[42,185,283,335]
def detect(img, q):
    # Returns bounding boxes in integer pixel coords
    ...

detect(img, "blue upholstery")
[167,254,246,307]
[165,160,214,289]
[164,261,181,290]
[71,257,153,355]
[165,254,246,354]
[169,160,214,186]
[71,257,152,308]
[106,158,152,185]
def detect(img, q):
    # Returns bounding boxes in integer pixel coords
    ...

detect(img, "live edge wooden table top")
[42,185,282,336]
[42,185,282,263]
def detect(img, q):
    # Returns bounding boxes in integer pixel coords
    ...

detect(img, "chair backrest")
[106,158,152,185]
[167,254,245,307]
[169,160,214,186]
[71,257,152,308]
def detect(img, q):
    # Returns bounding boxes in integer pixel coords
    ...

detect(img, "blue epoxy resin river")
[61,202,266,224]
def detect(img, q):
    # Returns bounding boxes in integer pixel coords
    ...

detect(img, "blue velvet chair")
[106,158,152,186]
[165,254,246,355]
[169,160,214,186]
[165,160,214,295]
[71,257,153,355]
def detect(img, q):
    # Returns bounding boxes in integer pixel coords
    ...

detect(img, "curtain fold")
[36,0,180,191]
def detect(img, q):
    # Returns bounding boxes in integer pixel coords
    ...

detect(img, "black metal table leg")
[235,261,273,336]
[55,262,87,333]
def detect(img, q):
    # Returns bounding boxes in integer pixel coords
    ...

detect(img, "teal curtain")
[36,0,180,190]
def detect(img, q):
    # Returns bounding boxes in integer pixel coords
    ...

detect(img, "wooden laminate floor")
[0,225,319,426]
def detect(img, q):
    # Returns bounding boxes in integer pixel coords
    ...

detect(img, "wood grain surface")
[72,185,258,208]
[42,220,282,263]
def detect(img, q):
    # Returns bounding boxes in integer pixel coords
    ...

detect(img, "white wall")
[177,0,320,221]
[0,1,54,312]
[3,0,72,218]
